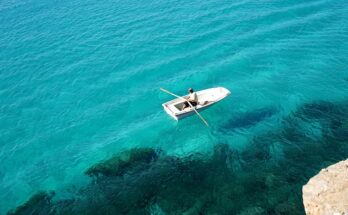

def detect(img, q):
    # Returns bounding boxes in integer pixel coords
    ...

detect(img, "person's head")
[188,88,194,93]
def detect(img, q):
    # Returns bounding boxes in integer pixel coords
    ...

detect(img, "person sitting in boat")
[182,88,198,110]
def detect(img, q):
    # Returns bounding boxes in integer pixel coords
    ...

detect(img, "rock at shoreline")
[302,159,348,215]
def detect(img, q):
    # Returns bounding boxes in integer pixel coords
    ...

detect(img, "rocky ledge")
[302,159,348,215]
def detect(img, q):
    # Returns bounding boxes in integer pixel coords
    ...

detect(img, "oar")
[160,88,209,127]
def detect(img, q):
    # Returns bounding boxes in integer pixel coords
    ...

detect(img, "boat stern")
[162,103,179,121]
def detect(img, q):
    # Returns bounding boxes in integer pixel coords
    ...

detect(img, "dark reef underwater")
[8,99,348,215]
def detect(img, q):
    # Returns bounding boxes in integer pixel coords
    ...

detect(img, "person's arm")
[186,94,192,102]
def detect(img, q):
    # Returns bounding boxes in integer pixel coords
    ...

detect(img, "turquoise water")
[1,0,348,214]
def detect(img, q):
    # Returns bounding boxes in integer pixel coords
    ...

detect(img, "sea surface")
[1,0,348,214]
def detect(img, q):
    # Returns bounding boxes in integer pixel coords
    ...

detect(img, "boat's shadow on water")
[8,100,348,215]
[218,106,279,133]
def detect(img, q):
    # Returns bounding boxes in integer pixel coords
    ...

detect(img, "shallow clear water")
[0,0,348,214]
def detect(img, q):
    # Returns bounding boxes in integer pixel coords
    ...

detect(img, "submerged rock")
[298,100,348,126]
[85,148,158,177]
[7,99,348,215]
[302,159,348,215]
[238,206,266,215]
[8,144,238,215]
[7,191,55,215]
[299,101,337,119]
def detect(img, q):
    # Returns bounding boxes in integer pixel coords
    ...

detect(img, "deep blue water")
[0,0,348,214]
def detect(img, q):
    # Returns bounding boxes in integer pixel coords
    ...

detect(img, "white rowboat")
[162,87,231,121]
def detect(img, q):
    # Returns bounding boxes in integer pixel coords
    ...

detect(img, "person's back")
[189,91,198,102]
[182,88,198,110]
